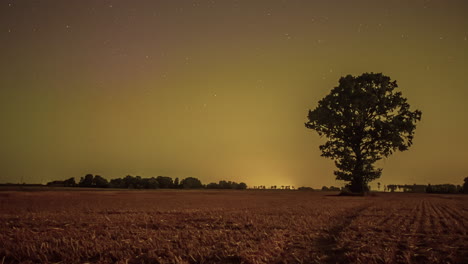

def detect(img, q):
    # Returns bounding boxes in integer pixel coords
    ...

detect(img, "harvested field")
[0,190,467,263]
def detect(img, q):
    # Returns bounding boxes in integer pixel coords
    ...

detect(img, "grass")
[0,190,467,263]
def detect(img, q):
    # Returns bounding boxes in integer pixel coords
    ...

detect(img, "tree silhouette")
[463,177,468,194]
[180,177,203,189]
[156,176,173,189]
[237,182,247,190]
[79,174,94,187]
[63,177,76,187]
[93,175,109,188]
[305,73,422,193]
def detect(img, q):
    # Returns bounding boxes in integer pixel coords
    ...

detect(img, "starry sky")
[1,0,467,188]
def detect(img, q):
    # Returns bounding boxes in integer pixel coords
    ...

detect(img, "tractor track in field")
[271,201,374,264]
[2,191,467,263]
[276,196,468,264]
[312,203,373,264]
[311,196,468,264]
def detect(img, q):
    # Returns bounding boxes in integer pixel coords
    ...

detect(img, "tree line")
[385,177,468,194]
[250,185,342,191]
[47,174,247,190]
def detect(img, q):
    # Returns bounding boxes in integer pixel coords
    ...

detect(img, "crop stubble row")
[0,191,466,263]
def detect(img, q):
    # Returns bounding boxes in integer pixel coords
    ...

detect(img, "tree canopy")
[305,73,422,193]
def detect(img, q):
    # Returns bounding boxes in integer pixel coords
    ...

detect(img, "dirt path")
[313,203,372,264]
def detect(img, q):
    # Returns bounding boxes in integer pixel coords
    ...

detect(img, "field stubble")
[0,190,467,263]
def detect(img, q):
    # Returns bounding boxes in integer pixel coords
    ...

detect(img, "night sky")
[1,0,467,188]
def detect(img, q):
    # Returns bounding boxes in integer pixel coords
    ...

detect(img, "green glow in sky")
[1,0,467,187]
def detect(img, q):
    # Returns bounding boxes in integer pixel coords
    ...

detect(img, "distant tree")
[445,184,457,193]
[93,175,109,188]
[63,177,76,187]
[46,180,65,187]
[305,73,422,193]
[156,176,173,189]
[463,177,468,194]
[298,186,314,191]
[109,178,124,188]
[219,180,232,189]
[321,186,329,191]
[426,184,433,193]
[237,182,247,190]
[377,182,381,191]
[146,177,159,189]
[329,186,340,191]
[122,175,135,188]
[205,181,247,190]
[134,176,145,189]
[387,184,397,192]
[79,174,94,187]
[180,177,203,189]
[429,184,458,194]
[174,177,180,188]
[206,182,219,189]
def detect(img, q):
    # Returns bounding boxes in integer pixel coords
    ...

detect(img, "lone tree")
[305,73,422,193]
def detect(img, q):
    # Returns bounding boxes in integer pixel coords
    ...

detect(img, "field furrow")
[0,191,467,263]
